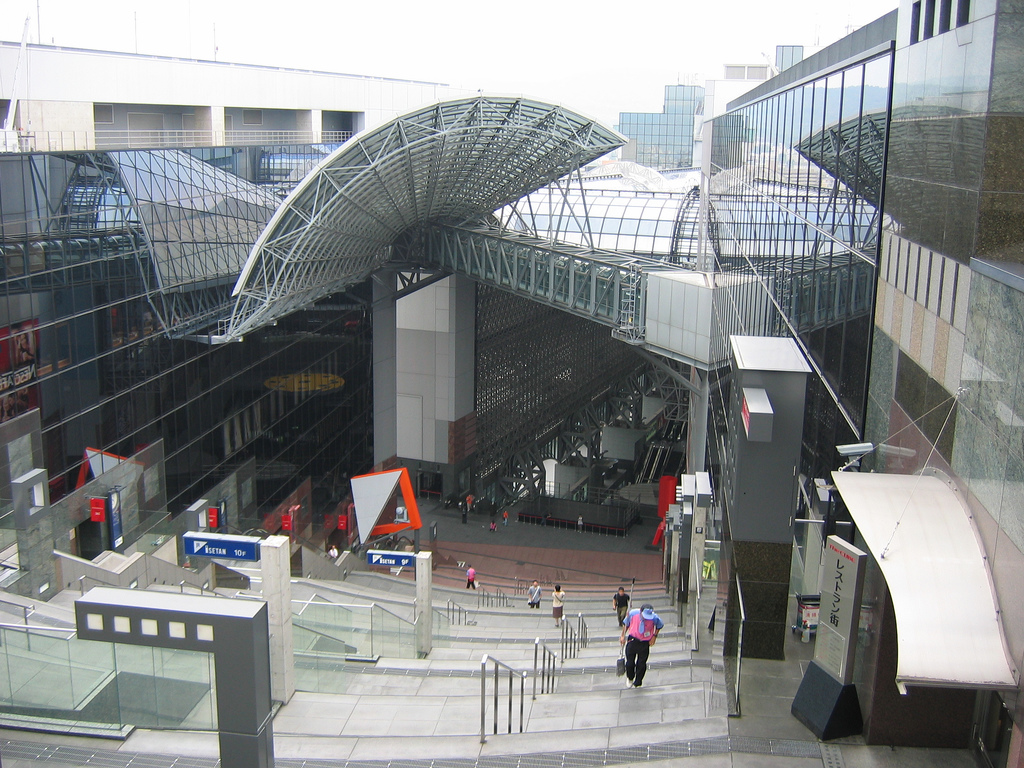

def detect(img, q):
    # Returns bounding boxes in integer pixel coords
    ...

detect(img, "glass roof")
[223,96,625,340]
[501,186,701,263]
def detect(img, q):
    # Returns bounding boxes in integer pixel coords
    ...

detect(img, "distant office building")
[775,45,805,71]
[617,84,704,170]
[693,61,775,167]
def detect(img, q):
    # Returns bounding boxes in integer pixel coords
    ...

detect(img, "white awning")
[830,471,1017,691]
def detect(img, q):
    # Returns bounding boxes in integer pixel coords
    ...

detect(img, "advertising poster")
[0,320,39,424]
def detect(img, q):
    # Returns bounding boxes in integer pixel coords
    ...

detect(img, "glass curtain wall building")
[710,1,1024,756]
[706,42,893,485]
[0,148,373,566]
[618,85,704,170]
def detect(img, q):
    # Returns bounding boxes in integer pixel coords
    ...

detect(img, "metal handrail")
[477,586,512,609]
[533,637,558,699]
[290,598,416,659]
[78,573,123,593]
[0,596,33,625]
[560,617,580,660]
[445,599,473,625]
[178,580,215,595]
[733,575,747,717]
[479,654,527,744]
[577,613,589,649]
[0,622,76,640]
[0,598,36,651]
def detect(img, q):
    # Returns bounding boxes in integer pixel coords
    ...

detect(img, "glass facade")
[0,148,374,525]
[707,49,893,481]
[618,85,704,170]
[866,0,1024,745]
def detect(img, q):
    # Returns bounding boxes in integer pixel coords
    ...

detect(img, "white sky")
[2,0,898,126]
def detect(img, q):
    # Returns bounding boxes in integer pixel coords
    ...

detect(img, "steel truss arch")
[221,96,625,340]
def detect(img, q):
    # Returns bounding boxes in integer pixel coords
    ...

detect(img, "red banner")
[90,497,106,522]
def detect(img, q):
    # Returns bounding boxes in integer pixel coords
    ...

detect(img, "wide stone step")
[271,678,718,738]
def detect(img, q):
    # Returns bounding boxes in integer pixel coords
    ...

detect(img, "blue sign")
[108,488,124,551]
[183,532,261,562]
[367,550,416,568]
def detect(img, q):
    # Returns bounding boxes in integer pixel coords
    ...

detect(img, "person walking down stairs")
[466,565,477,589]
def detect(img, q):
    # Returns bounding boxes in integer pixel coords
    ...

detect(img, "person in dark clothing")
[613,587,630,627]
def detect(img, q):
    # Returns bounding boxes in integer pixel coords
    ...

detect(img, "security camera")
[836,442,874,457]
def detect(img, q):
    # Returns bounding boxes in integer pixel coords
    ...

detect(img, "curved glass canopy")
[222,96,625,340]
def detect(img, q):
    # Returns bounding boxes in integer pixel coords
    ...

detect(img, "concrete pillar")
[687,368,709,475]
[691,472,712,599]
[724,337,810,659]
[414,551,433,657]
[260,535,295,703]
[373,273,399,465]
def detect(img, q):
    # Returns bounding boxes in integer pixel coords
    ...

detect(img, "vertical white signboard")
[813,535,867,684]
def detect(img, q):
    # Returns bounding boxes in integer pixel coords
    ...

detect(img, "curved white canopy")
[831,470,1017,691]
[222,96,625,340]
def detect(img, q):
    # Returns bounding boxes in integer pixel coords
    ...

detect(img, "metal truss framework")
[221,96,626,341]
[473,285,643,501]
[416,222,672,343]
[497,374,648,503]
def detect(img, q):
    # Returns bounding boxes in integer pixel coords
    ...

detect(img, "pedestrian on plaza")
[502,509,509,526]
[613,586,630,626]
[527,580,542,608]
[327,544,339,560]
[552,584,566,627]
[577,515,584,532]
[620,603,664,688]
[466,565,477,589]
[489,520,497,532]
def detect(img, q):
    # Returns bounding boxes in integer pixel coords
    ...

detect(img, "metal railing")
[533,637,557,699]
[5,129,355,153]
[0,598,36,651]
[0,595,34,625]
[445,599,474,626]
[479,654,527,744]
[78,573,126,593]
[291,598,417,659]
[477,586,512,609]
[560,613,589,660]
[178,580,216,595]
[731,576,747,716]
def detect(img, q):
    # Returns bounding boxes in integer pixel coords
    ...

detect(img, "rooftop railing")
[2,129,354,154]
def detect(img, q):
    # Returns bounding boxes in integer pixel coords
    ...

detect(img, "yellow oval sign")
[264,373,345,393]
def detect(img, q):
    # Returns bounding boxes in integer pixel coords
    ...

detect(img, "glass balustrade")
[0,623,216,731]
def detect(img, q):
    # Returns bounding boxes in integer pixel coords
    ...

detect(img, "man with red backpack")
[619,603,664,688]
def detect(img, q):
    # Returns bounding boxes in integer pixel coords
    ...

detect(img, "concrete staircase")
[273,567,727,743]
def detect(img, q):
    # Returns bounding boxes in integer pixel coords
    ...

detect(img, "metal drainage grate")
[820,743,846,768]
